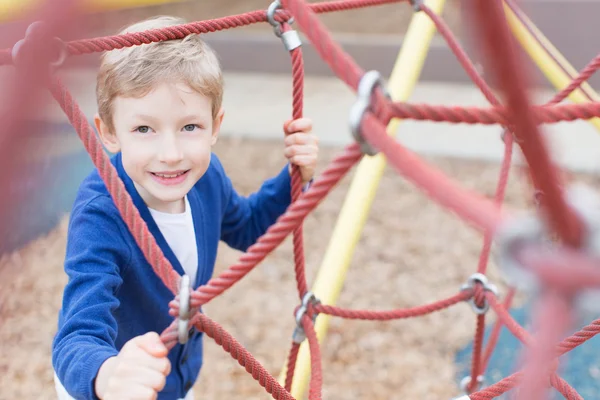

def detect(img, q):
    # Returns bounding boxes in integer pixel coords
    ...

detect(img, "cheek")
[120,142,153,171]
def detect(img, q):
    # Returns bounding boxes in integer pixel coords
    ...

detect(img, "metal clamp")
[409,0,423,12]
[267,0,301,52]
[349,70,390,156]
[460,273,498,315]
[178,275,192,345]
[460,375,485,395]
[11,21,67,70]
[495,184,600,313]
[292,291,321,344]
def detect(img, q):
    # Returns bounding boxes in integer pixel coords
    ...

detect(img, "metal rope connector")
[349,70,390,156]
[11,21,67,70]
[460,375,485,394]
[178,274,192,345]
[409,0,423,12]
[292,291,321,344]
[267,0,301,51]
[460,273,498,315]
[451,396,471,400]
[495,183,600,314]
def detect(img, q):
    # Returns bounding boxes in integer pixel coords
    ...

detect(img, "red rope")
[314,291,470,320]
[468,314,487,393]
[360,113,505,233]
[49,78,181,294]
[384,101,600,125]
[550,375,583,400]
[481,288,516,373]
[516,293,573,400]
[467,0,583,247]
[0,0,404,65]
[287,29,309,299]
[301,313,323,400]
[6,0,600,397]
[160,313,295,399]
[284,342,301,392]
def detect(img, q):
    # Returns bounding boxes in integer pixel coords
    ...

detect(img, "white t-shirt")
[148,195,198,285]
[54,196,198,400]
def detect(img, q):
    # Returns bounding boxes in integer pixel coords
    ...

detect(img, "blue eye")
[183,124,198,132]
[136,126,150,133]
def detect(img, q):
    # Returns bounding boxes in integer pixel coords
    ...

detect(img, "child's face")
[96,81,223,213]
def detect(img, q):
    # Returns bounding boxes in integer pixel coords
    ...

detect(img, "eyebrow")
[131,114,159,123]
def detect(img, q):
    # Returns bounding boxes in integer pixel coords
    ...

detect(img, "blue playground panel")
[1,120,96,254]
[455,304,600,399]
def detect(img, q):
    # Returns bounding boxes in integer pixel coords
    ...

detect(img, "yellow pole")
[0,0,184,22]
[277,0,447,398]
[502,0,600,132]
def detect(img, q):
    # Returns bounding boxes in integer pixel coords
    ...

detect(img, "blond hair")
[96,16,223,131]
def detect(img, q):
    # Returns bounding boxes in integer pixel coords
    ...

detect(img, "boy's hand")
[283,118,319,183]
[96,332,171,400]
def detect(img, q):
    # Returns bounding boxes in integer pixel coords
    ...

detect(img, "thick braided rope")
[301,313,323,399]
[160,313,295,399]
[469,1,582,246]
[164,145,363,314]
[48,78,180,294]
[0,0,403,63]
[6,0,600,397]
[420,7,516,388]
[384,101,600,125]
[314,290,470,320]
[361,113,505,232]
[284,342,301,392]
[288,34,309,299]
[481,289,516,373]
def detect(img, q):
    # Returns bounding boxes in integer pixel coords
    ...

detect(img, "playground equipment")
[2,0,600,398]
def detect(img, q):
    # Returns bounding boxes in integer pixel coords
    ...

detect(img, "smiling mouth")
[151,170,189,178]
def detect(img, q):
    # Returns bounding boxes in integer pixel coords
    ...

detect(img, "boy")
[52,15,319,400]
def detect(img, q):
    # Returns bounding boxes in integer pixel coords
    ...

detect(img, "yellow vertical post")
[502,0,600,133]
[277,0,447,398]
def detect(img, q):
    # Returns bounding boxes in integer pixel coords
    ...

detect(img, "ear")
[211,108,224,146]
[95,114,121,153]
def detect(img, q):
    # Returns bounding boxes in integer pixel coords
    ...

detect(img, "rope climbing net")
[3,0,600,398]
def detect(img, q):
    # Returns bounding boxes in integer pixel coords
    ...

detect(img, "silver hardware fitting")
[409,0,423,12]
[292,291,321,344]
[460,273,498,315]
[11,21,67,70]
[460,375,485,394]
[495,183,600,313]
[267,0,301,52]
[451,396,471,400]
[349,70,391,156]
[178,275,192,345]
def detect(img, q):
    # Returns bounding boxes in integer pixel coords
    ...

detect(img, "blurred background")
[1,0,600,399]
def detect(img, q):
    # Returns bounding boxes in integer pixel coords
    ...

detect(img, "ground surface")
[1,136,598,400]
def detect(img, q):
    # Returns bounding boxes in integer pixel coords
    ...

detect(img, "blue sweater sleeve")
[220,163,292,252]
[52,198,130,399]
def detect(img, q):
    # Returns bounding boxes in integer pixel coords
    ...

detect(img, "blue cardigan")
[52,152,292,399]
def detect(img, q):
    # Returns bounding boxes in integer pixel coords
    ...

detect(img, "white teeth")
[154,171,185,178]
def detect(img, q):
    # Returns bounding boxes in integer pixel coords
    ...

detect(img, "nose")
[158,133,184,164]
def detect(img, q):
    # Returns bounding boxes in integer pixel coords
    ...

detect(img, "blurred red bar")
[0,0,85,254]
